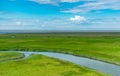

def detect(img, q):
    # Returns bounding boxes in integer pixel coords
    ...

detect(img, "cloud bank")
[62,0,120,13]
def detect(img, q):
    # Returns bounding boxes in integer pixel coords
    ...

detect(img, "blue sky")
[0,0,120,31]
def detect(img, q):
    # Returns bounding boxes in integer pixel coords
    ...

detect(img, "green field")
[0,52,108,76]
[0,33,120,76]
[0,52,24,62]
[0,33,120,65]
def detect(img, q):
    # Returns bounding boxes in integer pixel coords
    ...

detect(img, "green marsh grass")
[0,52,24,62]
[0,33,120,65]
[0,54,109,76]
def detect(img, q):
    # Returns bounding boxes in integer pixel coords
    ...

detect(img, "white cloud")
[15,21,22,25]
[0,17,120,30]
[61,0,80,3]
[70,16,86,22]
[62,0,120,13]
[29,0,96,5]
[29,0,59,5]
[61,0,96,3]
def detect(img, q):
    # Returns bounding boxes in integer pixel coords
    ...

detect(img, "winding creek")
[1,51,120,76]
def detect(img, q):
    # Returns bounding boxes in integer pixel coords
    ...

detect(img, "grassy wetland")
[0,52,108,76]
[0,52,24,62]
[0,33,120,65]
[0,32,120,76]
